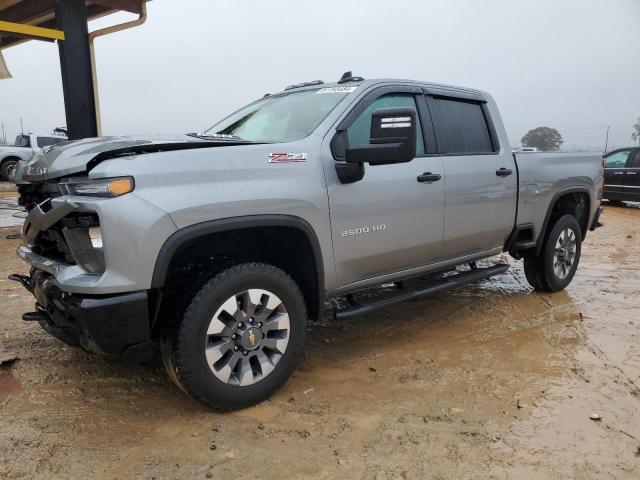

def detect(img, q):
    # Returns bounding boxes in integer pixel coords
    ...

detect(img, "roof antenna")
[338,71,364,84]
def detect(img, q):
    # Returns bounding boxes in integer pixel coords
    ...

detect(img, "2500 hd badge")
[341,224,387,237]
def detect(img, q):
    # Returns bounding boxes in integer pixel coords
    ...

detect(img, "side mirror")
[346,107,417,166]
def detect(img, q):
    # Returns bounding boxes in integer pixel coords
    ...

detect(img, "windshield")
[204,88,353,143]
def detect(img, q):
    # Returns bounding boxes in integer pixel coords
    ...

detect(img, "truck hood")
[14,134,251,182]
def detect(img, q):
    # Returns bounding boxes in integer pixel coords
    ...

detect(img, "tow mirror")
[346,107,417,166]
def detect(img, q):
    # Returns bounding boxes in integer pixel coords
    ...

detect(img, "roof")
[272,78,488,100]
[0,0,146,50]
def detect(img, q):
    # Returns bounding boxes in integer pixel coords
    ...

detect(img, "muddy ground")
[0,197,639,479]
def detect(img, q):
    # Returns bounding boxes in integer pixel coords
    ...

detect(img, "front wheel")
[1,158,18,180]
[523,214,582,292]
[162,263,307,410]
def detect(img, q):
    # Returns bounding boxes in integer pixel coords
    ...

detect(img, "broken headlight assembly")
[58,176,134,198]
[61,214,105,274]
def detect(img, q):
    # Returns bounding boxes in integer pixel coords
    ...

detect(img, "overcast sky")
[1,0,639,150]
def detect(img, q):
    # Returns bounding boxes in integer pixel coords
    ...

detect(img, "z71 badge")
[269,152,308,163]
[341,224,387,237]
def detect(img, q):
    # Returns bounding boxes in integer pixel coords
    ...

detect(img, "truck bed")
[514,151,604,243]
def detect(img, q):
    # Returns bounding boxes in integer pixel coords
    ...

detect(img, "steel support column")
[54,0,98,140]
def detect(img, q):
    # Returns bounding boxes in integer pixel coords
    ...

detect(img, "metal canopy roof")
[0,0,145,49]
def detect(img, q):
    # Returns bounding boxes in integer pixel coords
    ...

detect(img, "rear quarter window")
[429,97,495,154]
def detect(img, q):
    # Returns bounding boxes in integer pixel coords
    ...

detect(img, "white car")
[0,133,67,180]
[513,146,541,153]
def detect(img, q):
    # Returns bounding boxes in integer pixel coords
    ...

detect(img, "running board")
[336,263,509,319]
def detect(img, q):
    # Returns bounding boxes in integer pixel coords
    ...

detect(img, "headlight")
[59,176,134,197]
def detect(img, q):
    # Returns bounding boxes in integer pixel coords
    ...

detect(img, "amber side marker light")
[108,177,134,196]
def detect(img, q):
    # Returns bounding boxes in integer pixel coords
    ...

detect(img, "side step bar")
[336,263,509,319]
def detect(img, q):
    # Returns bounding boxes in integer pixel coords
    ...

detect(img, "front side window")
[605,150,631,168]
[204,88,351,143]
[429,97,494,154]
[347,93,425,155]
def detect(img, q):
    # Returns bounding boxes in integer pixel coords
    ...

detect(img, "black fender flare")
[151,214,325,318]
[536,186,592,255]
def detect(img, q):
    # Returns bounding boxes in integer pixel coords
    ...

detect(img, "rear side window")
[14,135,30,147]
[429,97,494,154]
[605,150,631,168]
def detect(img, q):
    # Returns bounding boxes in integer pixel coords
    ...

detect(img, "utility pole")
[1,121,6,144]
[604,125,610,153]
[19,118,23,134]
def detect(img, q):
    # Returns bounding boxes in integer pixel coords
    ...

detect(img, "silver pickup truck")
[11,74,604,410]
[0,133,67,180]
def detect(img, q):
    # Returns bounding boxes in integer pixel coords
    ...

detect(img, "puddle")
[0,371,22,400]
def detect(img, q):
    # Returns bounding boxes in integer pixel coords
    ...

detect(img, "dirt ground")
[0,200,639,480]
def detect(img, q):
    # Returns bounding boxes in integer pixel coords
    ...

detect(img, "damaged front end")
[8,134,234,361]
[10,194,154,361]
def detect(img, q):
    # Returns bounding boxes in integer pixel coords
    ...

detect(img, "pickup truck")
[0,133,67,180]
[10,74,604,410]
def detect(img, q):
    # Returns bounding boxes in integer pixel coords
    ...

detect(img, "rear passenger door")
[604,149,633,197]
[426,92,517,258]
[623,149,640,200]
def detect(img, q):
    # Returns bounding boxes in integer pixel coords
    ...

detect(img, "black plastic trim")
[32,277,153,361]
[336,263,509,319]
[151,215,325,320]
[504,223,535,252]
[423,87,487,103]
[536,187,592,255]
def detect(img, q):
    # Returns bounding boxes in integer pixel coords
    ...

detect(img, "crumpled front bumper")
[12,268,154,362]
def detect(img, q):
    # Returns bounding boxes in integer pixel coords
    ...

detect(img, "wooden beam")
[88,0,141,14]
[0,0,55,23]
[0,0,22,11]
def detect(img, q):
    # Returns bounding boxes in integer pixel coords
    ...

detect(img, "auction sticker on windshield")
[316,86,358,94]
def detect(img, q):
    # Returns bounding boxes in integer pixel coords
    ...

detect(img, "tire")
[1,158,18,180]
[524,214,582,292]
[162,263,308,410]
[523,254,549,291]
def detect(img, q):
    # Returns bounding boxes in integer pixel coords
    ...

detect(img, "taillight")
[602,158,606,169]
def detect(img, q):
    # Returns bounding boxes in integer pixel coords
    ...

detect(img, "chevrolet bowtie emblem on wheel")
[248,330,257,347]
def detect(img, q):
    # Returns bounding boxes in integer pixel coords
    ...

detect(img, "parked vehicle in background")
[513,146,541,153]
[603,147,640,203]
[11,74,604,410]
[0,132,67,180]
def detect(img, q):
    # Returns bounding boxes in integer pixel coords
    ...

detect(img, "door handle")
[496,168,513,177]
[613,172,625,175]
[417,172,441,183]
[627,172,637,175]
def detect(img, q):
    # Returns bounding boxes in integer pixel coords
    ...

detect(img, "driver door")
[324,90,445,288]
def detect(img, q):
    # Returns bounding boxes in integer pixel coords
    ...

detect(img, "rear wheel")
[523,214,582,292]
[162,263,307,410]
